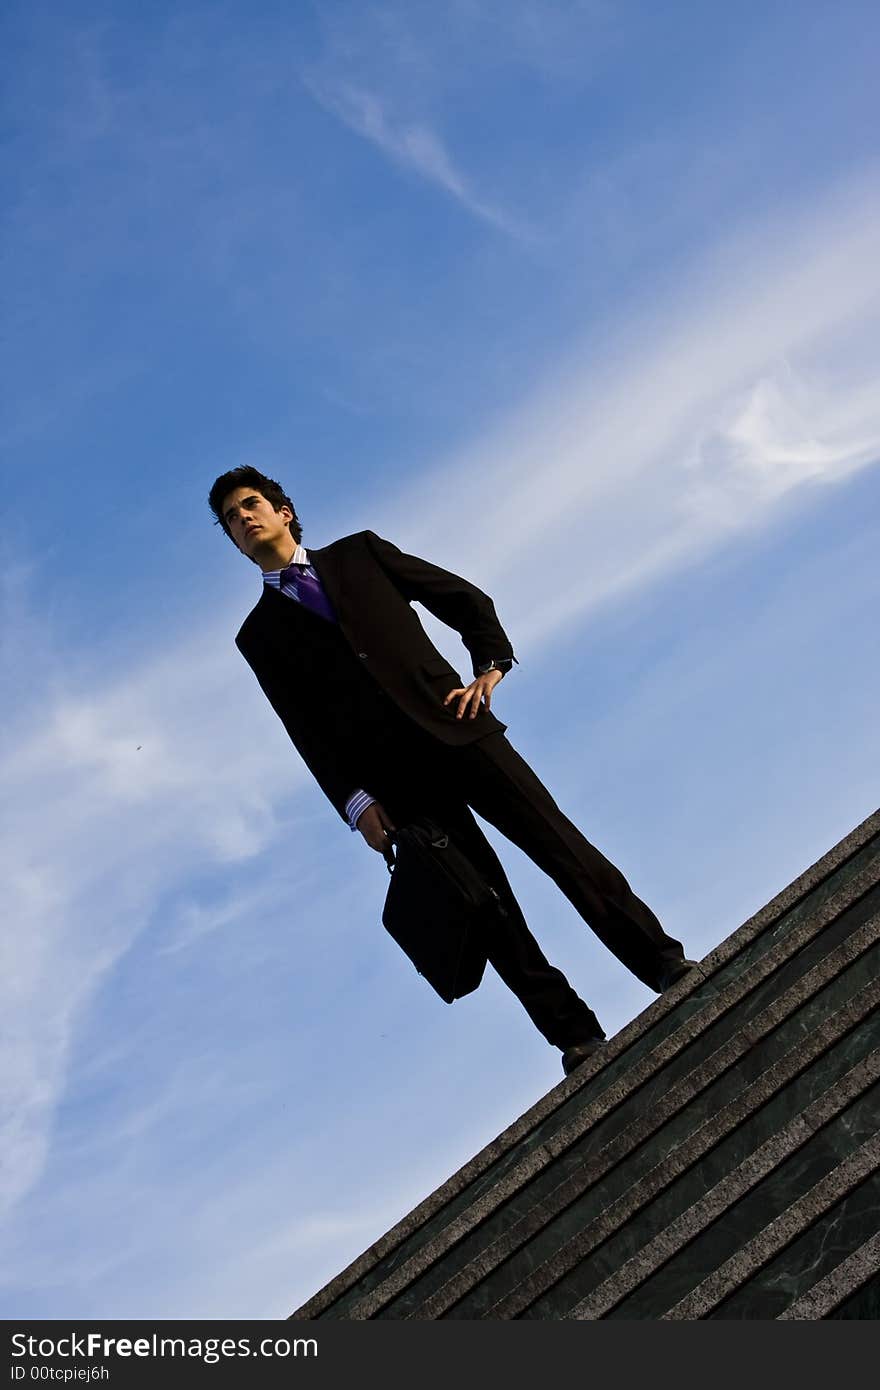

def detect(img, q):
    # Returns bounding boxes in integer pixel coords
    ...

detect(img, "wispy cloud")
[0,622,312,1219]
[297,0,625,246]
[374,166,880,650]
[303,74,526,237]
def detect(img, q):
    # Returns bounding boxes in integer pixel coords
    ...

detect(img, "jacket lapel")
[250,543,348,633]
[304,543,347,619]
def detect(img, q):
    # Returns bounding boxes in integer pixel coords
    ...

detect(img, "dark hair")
[208,466,303,548]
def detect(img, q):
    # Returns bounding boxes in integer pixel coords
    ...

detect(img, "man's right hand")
[357,802,397,858]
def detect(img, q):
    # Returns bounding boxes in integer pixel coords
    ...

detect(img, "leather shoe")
[655,958,698,992]
[561,1037,605,1076]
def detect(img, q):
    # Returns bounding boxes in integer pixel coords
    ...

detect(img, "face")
[221,486,294,560]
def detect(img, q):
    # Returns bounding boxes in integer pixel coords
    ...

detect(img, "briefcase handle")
[383,831,396,873]
[383,825,451,872]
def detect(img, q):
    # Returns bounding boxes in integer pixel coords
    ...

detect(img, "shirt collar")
[262,542,310,585]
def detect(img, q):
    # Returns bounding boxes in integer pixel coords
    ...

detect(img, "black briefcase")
[381,818,503,1003]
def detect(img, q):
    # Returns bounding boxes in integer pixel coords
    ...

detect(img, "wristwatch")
[477,658,514,675]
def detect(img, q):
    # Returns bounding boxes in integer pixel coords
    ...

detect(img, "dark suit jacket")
[235,530,517,823]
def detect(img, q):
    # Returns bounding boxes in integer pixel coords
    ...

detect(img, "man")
[209,466,694,1075]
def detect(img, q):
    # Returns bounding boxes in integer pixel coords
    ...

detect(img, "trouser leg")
[455,733,686,990]
[440,804,604,1049]
[373,756,603,1049]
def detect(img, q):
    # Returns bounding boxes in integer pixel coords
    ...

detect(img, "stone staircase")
[291,808,880,1319]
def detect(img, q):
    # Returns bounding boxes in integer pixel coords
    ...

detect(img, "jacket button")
[358,652,368,659]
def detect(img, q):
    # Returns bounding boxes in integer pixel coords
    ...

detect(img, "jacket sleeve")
[236,638,357,825]
[364,531,517,678]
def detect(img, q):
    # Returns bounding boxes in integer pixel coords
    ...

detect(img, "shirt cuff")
[345,788,376,831]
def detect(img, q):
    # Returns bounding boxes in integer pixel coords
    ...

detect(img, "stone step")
[291,807,880,1320]
[453,983,880,1318]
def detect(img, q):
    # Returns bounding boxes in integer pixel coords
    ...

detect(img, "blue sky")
[2,0,879,1319]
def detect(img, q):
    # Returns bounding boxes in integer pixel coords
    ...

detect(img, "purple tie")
[279,562,337,623]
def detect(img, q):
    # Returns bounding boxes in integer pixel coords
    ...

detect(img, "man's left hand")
[443,668,504,720]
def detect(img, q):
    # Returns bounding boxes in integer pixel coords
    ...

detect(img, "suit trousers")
[363,721,685,1050]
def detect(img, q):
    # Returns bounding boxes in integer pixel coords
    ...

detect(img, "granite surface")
[780,1231,880,1318]
[720,1189,880,1318]
[290,812,880,1321]
[827,1266,880,1318]
[365,922,880,1318]
[411,978,880,1319]
[516,1025,880,1319]
[340,891,880,1318]
[555,1038,880,1319]
[669,1125,880,1318]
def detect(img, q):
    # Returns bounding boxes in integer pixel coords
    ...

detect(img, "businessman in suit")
[209,466,694,1075]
